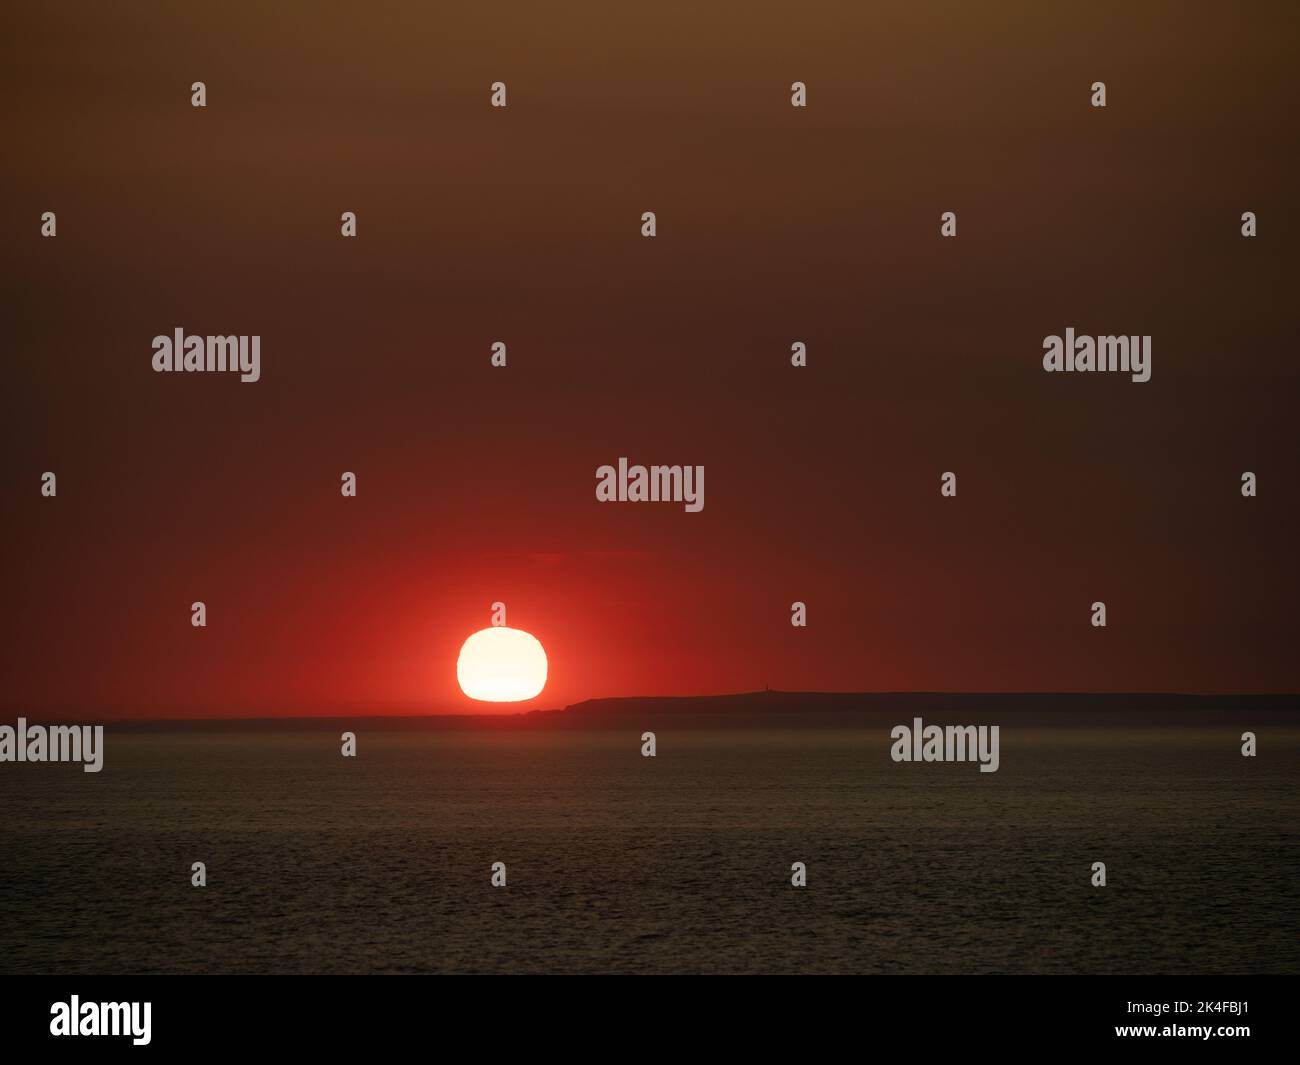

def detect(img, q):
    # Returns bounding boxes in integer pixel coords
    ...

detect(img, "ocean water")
[0,723,1296,974]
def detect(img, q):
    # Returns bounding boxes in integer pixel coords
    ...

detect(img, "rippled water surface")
[1,725,1296,973]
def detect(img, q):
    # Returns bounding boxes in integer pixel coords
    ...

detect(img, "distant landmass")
[536,690,1300,728]
[556,689,1298,714]
[79,690,1300,730]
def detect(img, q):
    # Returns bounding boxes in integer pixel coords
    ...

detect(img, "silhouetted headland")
[79,690,1300,730]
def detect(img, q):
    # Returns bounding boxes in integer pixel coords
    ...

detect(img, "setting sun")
[456,626,548,702]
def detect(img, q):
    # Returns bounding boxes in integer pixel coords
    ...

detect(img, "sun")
[456,626,548,702]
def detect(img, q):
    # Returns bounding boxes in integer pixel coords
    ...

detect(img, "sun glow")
[456,626,548,702]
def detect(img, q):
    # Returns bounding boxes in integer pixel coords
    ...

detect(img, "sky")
[3,2,1298,716]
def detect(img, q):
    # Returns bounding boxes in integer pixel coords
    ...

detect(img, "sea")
[1,720,1296,974]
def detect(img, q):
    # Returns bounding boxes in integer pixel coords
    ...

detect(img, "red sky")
[4,2,1298,715]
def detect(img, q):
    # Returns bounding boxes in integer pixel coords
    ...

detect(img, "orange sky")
[3,2,1298,715]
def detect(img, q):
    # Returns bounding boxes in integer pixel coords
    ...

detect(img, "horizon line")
[5,688,1298,724]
